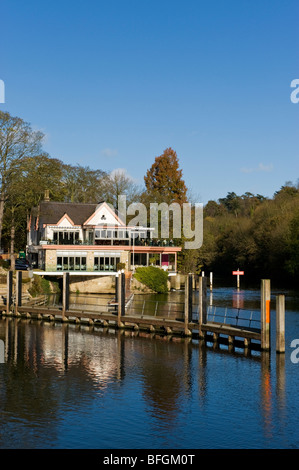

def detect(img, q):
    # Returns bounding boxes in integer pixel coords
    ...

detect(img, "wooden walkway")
[0,302,262,351]
[1,271,277,352]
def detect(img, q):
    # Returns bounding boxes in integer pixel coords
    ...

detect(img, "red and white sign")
[232,271,244,275]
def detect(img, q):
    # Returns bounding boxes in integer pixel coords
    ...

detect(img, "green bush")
[134,266,169,294]
[28,275,60,297]
[117,262,126,271]
[0,259,9,269]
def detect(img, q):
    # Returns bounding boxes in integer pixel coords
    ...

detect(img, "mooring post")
[121,271,125,316]
[276,294,285,354]
[62,272,70,316]
[175,274,180,290]
[198,277,203,336]
[6,270,13,315]
[261,279,271,351]
[184,274,192,335]
[115,272,119,302]
[15,270,22,314]
[117,271,125,328]
[198,276,207,338]
[188,273,193,322]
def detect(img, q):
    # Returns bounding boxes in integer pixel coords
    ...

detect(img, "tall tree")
[20,153,65,206]
[0,111,44,249]
[144,148,188,205]
[62,164,107,203]
[103,168,143,208]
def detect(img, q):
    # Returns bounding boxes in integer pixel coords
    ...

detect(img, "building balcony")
[43,238,180,247]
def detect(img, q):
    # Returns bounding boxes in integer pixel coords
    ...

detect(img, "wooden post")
[15,270,22,314]
[276,295,285,354]
[202,277,207,324]
[6,271,13,315]
[62,272,70,316]
[210,272,213,291]
[261,279,271,351]
[198,276,207,338]
[184,274,192,336]
[198,276,203,335]
[115,273,119,302]
[117,271,125,327]
[0,336,4,364]
[121,271,125,317]
[188,273,193,322]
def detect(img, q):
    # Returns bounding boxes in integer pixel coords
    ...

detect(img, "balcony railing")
[42,238,180,247]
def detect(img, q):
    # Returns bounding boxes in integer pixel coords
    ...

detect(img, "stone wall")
[69,275,115,294]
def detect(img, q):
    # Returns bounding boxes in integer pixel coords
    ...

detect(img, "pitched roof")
[36,201,125,226]
[38,201,98,226]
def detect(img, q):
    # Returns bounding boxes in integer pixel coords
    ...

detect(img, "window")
[69,257,74,270]
[131,253,147,266]
[57,255,86,271]
[75,257,81,270]
[57,257,62,270]
[94,255,120,271]
[53,231,80,244]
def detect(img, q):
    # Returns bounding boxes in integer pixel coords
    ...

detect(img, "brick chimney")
[44,189,50,202]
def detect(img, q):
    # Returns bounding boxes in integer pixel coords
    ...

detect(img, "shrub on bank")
[134,266,169,294]
[28,275,60,297]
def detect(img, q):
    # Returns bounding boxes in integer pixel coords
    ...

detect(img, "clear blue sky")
[1,0,298,204]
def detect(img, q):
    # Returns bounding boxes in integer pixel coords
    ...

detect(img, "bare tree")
[103,168,143,208]
[0,111,44,250]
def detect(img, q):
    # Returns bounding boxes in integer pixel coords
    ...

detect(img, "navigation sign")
[232,269,244,289]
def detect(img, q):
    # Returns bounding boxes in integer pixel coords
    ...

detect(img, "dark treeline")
[1,110,298,285]
[198,186,299,285]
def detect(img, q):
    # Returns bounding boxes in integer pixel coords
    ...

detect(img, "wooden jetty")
[0,271,286,354]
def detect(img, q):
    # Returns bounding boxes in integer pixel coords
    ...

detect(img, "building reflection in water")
[0,317,287,447]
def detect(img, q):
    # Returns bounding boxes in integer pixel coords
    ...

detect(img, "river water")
[0,284,299,449]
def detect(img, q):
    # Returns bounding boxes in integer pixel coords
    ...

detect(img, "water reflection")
[0,313,290,448]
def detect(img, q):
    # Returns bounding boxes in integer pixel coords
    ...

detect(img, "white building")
[27,198,181,274]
